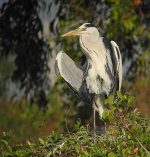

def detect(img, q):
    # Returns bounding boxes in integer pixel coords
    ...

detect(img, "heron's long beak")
[61,28,83,37]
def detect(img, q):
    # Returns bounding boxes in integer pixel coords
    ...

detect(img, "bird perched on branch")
[56,23,122,130]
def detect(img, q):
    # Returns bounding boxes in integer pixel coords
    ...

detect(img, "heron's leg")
[93,102,96,131]
[93,107,96,131]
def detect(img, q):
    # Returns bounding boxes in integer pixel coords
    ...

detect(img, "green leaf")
[39,138,44,145]
[104,95,114,105]
[127,96,135,107]
[102,108,115,122]
[108,152,117,157]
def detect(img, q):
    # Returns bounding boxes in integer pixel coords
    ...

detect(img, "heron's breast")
[86,62,112,96]
[86,65,101,94]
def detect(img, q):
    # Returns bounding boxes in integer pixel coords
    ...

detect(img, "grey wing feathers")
[111,41,122,91]
[56,51,93,104]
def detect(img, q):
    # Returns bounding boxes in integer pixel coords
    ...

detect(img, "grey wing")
[56,51,93,104]
[110,41,122,91]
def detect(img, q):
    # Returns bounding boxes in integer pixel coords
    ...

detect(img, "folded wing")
[111,41,122,91]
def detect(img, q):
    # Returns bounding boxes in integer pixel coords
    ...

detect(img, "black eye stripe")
[85,23,94,27]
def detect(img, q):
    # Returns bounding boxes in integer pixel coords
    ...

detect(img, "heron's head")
[61,23,100,39]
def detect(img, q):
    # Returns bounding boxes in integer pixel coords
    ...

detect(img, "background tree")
[0,0,51,105]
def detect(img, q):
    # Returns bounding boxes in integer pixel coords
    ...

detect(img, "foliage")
[103,91,135,122]
[1,93,150,156]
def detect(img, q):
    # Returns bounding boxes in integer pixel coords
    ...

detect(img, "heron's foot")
[93,125,107,135]
[100,126,107,135]
[93,113,107,135]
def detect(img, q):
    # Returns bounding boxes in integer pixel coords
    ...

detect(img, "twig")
[135,136,150,155]
[65,104,71,134]
[47,141,66,157]
[125,126,150,155]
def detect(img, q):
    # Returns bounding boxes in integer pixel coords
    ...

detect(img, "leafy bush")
[1,93,150,157]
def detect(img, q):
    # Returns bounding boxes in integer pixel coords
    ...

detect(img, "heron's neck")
[80,36,105,60]
[80,35,107,78]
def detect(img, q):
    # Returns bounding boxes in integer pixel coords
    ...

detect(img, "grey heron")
[56,23,122,130]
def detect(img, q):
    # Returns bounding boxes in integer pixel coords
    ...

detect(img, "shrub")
[1,93,150,157]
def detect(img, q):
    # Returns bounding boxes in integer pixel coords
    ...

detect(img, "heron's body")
[56,23,122,128]
[79,29,119,116]
[80,35,113,95]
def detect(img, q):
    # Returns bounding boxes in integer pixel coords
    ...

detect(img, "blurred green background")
[0,0,149,144]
